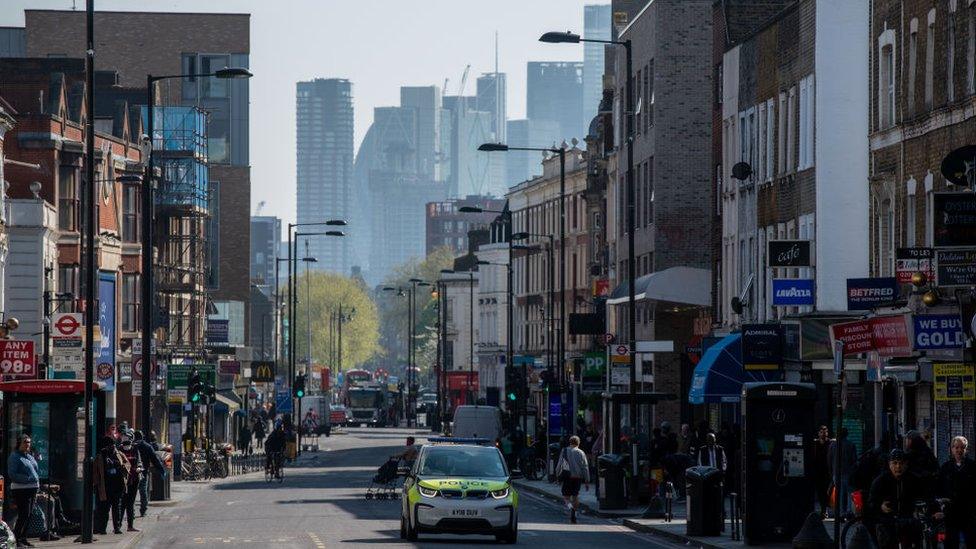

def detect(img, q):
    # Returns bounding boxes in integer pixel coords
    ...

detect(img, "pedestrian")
[649,427,665,465]
[828,427,858,514]
[696,433,727,472]
[904,430,939,484]
[556,435,590,524]
[812,425,831,516]
[869,449,927,549]
[677,423,692,455]
[93,435,128,535]
[7,433,39,547]
[147,431,160,452]
[238,422,252,457]
[133,430,165,518]
[936,436,976,549]
[254,419,266,450]
[119,433,142,532]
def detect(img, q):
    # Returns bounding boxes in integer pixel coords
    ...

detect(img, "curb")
[513,480,642,519]
[621,519,729,549]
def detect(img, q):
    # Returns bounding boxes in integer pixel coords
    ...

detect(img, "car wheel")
[405,511,418,541]
[496,519,518,544]
[399,514,407,539]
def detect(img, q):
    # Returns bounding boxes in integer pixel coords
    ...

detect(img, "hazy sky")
[1,0,593,225]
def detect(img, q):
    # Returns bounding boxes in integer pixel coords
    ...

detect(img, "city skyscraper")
[505,118,560,185]
[476,72,507,144]
[400,86,443,179]
[527,61,584,144]
[583,5,611,127]
[295,78,355,274]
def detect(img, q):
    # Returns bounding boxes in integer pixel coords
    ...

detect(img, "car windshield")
[418,446,507,478]
[348,390,382,408]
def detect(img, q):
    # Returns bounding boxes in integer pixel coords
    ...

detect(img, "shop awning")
[606,266,711,307]
[214,390,242,412]
[688,334,778,404]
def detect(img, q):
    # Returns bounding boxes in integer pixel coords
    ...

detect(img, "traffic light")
[205,384,216,405]
[188,369,202,403]
[505,366,519,403]
[293,374,306,398]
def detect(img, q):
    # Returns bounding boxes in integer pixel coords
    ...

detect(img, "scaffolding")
[145,106,210,354]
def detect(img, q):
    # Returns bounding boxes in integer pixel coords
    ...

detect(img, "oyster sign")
[772,279,815,306]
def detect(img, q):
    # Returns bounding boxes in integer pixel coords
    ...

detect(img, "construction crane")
[253,200,265,216]
[457,64,471,110]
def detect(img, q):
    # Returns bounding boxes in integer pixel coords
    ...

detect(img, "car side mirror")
[397,466,411,477]
[510,470,524,480]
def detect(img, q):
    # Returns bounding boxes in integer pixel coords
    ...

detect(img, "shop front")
[1,379,106,521]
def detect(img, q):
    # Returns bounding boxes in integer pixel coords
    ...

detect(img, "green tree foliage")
[378,247,454,374]
[291,271,380,371]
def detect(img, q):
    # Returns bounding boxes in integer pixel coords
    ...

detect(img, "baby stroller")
[366,456,402,500]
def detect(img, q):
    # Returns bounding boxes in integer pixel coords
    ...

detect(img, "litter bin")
[150,451,172,501]
[597,454,627,510]
[686,466,723,536]
[548,443,562,480]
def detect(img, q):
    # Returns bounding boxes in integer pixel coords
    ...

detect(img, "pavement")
[72,427,688,547]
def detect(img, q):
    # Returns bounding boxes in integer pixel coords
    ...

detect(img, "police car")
[400,437,519,543]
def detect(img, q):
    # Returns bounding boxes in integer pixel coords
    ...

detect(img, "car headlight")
[490,487,510,499]
[419,486,439,498]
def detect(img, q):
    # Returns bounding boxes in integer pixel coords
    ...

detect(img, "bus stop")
[0,379,106,521]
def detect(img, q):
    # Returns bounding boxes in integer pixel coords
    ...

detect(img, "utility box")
[741,382,817,545]
[686,466,724,536]
[597,454,627,510]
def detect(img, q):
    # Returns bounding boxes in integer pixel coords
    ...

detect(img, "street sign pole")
[832,340,845,546]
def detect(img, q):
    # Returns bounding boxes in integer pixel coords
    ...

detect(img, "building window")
[201,54,231,98]
[969,4,976,94]
[57,266,79,313]
[122,184,140,243]
[647,158,654,225]
[757,104,766,180]
[906,177,918,247]
[777,92,787,175]
[909,22,919,115]
[636,69,642,134]
[58,165,79,232]
[647,59,654,128]
[181,54,198,100]
[799,75,815,169]
[787,87,796,172]
[926,10,936,109]
[715,62,723,105]
[879,42,895,129]
[948,6,957,103]
[765,99,775,181]
[122,274,140,332]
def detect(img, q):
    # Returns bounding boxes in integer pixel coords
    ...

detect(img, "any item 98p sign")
[913,314,966,350]
[0,340,36,378]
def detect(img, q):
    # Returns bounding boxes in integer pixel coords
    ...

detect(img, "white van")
[451,405,502,440]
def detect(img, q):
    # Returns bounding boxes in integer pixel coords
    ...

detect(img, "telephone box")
[1,380,107,521]
[741,382,816,545]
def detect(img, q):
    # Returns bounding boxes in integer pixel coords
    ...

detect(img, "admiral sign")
[741,324,784,370]
[767,240,812,267]
[772,279,815,306]
[846,278,898,310]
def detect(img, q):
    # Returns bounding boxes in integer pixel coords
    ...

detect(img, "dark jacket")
[869,470,927,521]
[265,430,287,453]
[697,444,727,471]
[937,458,976,525]
[828,438,859,478]
[813,439,831,479]
[134,439,165,474]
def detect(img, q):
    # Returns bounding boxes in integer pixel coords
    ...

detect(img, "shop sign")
[895,248,935,284]
[219,360,241,375]
[767,240,812,267]
[933,192,976,247]
[936,249,976,286]
[592,279,610,297]
[933,363,976,401]
[741,324,784,370]
[772,279,815,306]
[206,319,229,344]
[830,315,911,357]
[846,278,898,310]
[913,314,966,350]
[0,340,36,378]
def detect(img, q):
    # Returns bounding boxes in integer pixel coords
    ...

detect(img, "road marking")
[308,532,326,548]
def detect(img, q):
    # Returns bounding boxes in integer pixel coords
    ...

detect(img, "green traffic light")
[507,392,517,401]
[296,389,305,398]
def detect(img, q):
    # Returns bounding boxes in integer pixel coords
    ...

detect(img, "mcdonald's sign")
[252,361,276,382]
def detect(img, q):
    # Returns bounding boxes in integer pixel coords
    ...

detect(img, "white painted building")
[5,198,58,351]
[475,240,509,405]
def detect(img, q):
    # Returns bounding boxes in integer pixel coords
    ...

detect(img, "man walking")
[133,430,165,517]
[828,427,858,514]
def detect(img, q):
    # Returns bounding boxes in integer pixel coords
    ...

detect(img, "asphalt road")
[135,427,677,548]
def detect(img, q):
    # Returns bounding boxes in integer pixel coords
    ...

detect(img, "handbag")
[557,448,572,482]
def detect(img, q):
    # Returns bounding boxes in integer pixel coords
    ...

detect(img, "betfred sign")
[847,278,898,310]
[0,340,36,378]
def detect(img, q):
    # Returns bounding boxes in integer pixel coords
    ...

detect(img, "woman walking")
[7,433,39,547]
[556,435,590,524]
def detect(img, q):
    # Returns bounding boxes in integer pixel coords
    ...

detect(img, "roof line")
[620,0,657,38]
[26,9,250,17]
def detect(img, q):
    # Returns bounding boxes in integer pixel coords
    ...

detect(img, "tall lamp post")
[298,250,316,453]
[475,143,568,436]
[143,66,252,438]
[541,30,635,457]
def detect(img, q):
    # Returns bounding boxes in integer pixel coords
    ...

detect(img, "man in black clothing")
[265,424,287,473]
[869,449,928,549]
[133,430,165,517]
[813,426,831,516]
[936,436,976,549]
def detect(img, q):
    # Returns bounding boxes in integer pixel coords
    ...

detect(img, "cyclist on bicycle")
[264,423,287,473]
[936,436,976,549]
[869,449,930,549]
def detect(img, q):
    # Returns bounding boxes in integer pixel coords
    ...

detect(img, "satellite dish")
[730,297,744,315]
[940,145,976,187]
[731,162,753,181]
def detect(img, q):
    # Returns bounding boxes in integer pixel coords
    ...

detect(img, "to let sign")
[767,240,812,267]
[895,248,935,284]
[0,340,36,378]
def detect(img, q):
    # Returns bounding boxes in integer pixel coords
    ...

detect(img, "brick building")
[425,196,506,255]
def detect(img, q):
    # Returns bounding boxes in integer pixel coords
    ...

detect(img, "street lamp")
[298,251,316,454]
[542,28,636,455]
[478,142,568,436]
[142,67,253,440]
[441,268,477,404]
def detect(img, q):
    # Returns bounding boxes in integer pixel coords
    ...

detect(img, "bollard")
[791,512,833,549]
